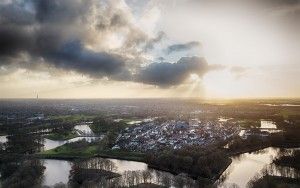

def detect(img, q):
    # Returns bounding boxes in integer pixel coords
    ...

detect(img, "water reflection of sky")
[218,147,299,188]
[42,159,72,186]
[74,124,94,135]
[0,135,7,143]
[260,120,277,129]
[238,120,280,137]
[41,157,180,187]
[263,104,300,107]
[108,159,148,173]
[41,147,300,187]
[43,136,102,150]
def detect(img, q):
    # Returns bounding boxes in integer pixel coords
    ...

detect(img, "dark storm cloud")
[257,0,300,6]
[43,40,129,78]
[32,0,91,23]
[0,0,216,87]
[166,41,201,54]
[0,0,129,79]
[0,3,35,25]
[0,26,34,56]
[136,56,218,87]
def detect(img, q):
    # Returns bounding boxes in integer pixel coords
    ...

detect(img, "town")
[115,119,240,152]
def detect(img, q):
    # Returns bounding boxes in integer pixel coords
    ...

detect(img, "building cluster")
[114,119,240,152]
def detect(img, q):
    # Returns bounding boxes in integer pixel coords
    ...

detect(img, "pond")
[217,147,300,188]
[42,159,72,186]
[260,120,277,129]
[109,158,148,173]
[126,120,142,125]
[218,117,232,122]
[0,135,7,143]
[41,157,182,187]
[43,136,103,150]
[239,120,281,137]
[74,124,94,136]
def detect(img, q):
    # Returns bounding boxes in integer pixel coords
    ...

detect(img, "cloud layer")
[166,41,201,54]
[136,56,225,87]
[0,0,219,87]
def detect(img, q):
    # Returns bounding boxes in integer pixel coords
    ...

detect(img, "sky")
[0,0,299,99]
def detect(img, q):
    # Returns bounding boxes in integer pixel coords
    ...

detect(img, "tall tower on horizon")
[36,93,39,99]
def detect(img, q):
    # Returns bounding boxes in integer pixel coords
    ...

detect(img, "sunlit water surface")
[74,124,94,136]
[217,147,300,188]
[43,136,101,150]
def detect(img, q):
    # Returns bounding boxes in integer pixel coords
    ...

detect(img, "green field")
[49,114,97,123]
[40,144,98,157]
[45,132,78,140]
[38,142,145,161]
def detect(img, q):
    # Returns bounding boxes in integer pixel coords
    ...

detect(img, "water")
[263,104,300,107]
[0,134,101,151]
[218,117,231,122]
[260,120,281,133]
[217,147,300,188]
[43,138,67,150]
[0,135,7,143]
[41,157,181,187]
[0,135,101,150]
[1,124,98,150]
[85,157,178,185]
[238,130,245,137]
[43,136,102,150]
[32,147,300,187]
[239,121,280,137]
[281,104,300,107]
[109,158,148,173]
[260,120,277,129]
[127,120,142,125]
[42,159,72,186]
[74,124,94,136]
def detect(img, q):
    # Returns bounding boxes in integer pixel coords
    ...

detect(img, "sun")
[190,74,200,82]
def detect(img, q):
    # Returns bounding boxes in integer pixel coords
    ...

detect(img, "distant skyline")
[0,0,299,98]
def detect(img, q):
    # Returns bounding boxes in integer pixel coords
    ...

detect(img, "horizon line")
[0,97,299,100]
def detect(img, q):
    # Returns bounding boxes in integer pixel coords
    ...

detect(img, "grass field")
[49,114,97,123]
[39,142,145,161]
[45,132,78,140]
